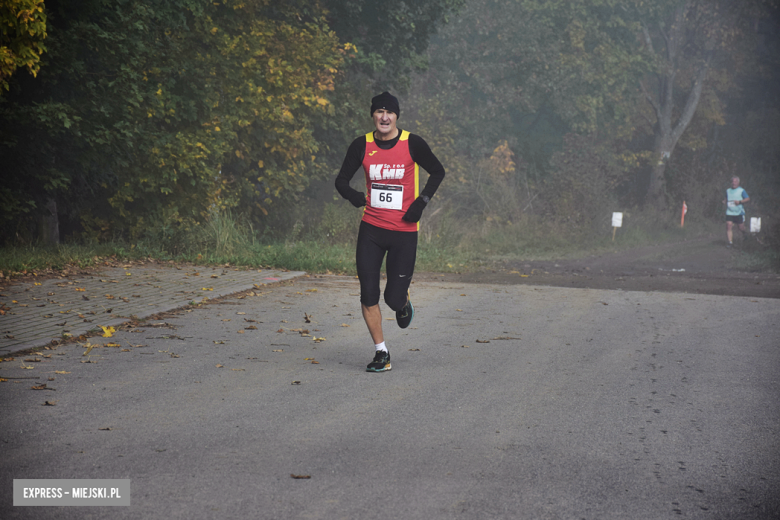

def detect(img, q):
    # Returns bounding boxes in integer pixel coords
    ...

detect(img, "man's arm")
[335,138,367,207]
[408,134,445,199]
[402,134,446,223]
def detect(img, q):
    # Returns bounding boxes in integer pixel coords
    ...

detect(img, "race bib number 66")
[371,183,403,210]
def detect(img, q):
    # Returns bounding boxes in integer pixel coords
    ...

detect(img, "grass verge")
[1,212,777,279]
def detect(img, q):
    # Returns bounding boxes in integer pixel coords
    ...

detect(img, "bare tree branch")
[670,59,710,146]
[639,79,661,120]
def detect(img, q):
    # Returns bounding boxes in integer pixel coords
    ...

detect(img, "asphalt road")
[1,275,778,519]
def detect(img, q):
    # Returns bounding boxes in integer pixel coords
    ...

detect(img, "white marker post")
[750,217,761,233]
[612,212,623,241]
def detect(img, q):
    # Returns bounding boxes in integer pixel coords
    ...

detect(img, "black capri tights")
[356,221,417,311]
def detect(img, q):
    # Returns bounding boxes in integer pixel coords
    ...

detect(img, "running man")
[723,176,750,247]
[335,92,445,372]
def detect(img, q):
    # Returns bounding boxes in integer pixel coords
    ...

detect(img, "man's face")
[731,177,739,189]
[372,109,398,139]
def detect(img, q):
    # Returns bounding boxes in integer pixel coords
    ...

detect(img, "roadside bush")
[317,201,362,243]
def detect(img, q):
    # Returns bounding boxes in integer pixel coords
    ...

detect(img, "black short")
[726,215,744,224]
[356,221,417,310]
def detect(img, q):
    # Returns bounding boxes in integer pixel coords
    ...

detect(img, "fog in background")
[2,0,779,258]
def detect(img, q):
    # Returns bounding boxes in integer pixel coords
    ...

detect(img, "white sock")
[375,341,387,352]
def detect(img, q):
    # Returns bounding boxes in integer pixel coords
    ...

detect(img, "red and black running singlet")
[361,130,420,232]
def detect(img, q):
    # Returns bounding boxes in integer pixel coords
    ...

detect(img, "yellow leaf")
[257,160,264,168]
[101,326,115,338]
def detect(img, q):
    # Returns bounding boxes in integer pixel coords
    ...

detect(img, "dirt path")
[420,236,780,299]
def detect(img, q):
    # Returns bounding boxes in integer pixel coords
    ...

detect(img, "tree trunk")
[648,134,673,209]
[41,198,60,245]
[639,0,711,211]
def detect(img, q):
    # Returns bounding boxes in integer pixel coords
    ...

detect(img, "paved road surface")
[1,274,778,519]
[0,264,303,355]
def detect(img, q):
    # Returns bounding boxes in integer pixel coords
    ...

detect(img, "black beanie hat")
[370,91,400,118]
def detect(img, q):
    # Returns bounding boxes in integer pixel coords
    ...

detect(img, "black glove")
[348,191,366,208]
[402,196,428,223]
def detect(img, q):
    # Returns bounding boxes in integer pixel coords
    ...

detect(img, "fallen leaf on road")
[43,401,57,406]
[456,309,462,312]
[276,328,284,333]
[213,340,226,344]
[304,313,312,323]
[290,474,311,479]
[236,312,246,315]
[245,326,257,330]
[476,340,490,344]
[272,349,284,352]
[105,343,121,347]
[231,368,245,371]
[340,323,349,327]
[55,371,70,374]
[83,343,95,356]
[215,364,224,368]
[31,384,54,390]
[100,326,116,338]
[291,381,301,385]
[408,348,420,351]
[237,330,245,334]
[75,288,86,292]
[461,345,470,348]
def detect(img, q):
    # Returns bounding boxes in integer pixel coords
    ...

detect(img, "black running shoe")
[396,297,414,329]
[366,349,391,372]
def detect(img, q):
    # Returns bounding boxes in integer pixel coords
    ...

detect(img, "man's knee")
[360,292,380,307]
[358,273,381,307]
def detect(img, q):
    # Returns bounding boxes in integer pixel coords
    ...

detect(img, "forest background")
[2,0,779,274]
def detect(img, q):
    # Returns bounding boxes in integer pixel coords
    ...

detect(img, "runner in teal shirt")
[723,176,750,247]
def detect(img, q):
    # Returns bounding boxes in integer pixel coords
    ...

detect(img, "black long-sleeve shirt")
[335,130,445,202]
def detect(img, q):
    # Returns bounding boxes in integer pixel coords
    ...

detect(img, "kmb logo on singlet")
[368,164,406,180]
